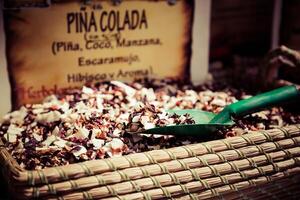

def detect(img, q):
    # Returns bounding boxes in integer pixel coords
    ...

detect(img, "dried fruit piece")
[0,79,299,170]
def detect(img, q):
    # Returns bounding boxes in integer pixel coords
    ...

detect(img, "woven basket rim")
[1,124,300,186]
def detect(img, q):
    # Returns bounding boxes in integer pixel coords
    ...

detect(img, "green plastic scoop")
[131,85,299,137]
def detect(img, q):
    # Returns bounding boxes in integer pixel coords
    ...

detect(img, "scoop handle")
[210,85,300,124]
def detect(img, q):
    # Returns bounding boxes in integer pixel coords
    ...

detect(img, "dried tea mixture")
[0,79,299,170]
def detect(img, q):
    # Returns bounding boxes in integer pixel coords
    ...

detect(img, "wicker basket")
[1,124,300,199]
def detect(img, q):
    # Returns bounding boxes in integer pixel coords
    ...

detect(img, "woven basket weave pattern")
[1,125,300,199]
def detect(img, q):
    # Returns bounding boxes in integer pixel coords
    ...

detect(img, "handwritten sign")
[4,0,194,108]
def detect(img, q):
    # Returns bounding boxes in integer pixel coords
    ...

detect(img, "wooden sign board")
[3,0,208,108]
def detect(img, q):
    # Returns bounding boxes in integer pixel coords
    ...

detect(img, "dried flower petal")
[72,145,87,157]
[1,79,299,170]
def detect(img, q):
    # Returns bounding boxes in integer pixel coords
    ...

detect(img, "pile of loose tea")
[0,79,299,170]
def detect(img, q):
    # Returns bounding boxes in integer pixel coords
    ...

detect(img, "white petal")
[74,127,90,139]
[91,138,105,149]
[7,106,28,125]
[144,122,155,130]
[132,115,140,123]
[146,88,156,101]
[91,128,101,139]
[52,126,60,136]
[112,129,122,137]
[111,81,136,97]
[7,124,24,135]
[82,86,94,94]
[72,146,87,157]
[140,116,150,125]
[3,133,17,143]
[110,138,124,150]
[53,138,68,148]
[210,99,226,107]
[36,111,61,124]
[32,133,43,142]
[42,135,57,147]
[96,95,104,112]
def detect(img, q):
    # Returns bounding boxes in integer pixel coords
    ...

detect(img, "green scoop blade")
[138,110,234,137]
[134,85,300,137]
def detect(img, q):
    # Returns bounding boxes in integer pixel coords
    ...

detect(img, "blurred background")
[209,0,300,89]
